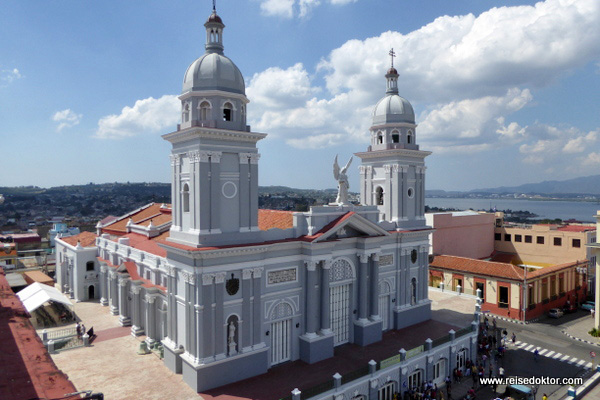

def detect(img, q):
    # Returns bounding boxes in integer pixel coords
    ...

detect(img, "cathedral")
[55,6,475,396]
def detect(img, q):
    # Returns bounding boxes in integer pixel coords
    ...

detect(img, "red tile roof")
[123,232,168,258]
[430,255,525,280]
[101,203,170,235]
[59,231,98,247]
[258,209,295,230]
[430,255,586,281]
[122,261,166,291]
[557,225,596,232]
[0,268,77,400]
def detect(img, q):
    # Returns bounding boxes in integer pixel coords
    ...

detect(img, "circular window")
[222,181,238,199]
[411,249,418,264]
[407,187,414,198]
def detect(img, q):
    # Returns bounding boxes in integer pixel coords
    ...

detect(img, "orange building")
[429,255,587,321]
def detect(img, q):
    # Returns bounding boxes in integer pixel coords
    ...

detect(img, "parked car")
[580,301,595,311]
[563,303,577,314]
[548,308,564,319]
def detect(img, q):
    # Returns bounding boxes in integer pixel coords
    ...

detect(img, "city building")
[429,255,587,321]
[49,222,80,247]
[587,211,600,330]
[494,214,596,294]
[55,6,479,396]
[425,211,495,259]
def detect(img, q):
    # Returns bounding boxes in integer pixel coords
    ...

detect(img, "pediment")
[312,212,390,243]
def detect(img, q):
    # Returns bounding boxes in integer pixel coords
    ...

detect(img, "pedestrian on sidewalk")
[534,348,539,362]
[488,363,493,378]
[542,393,548,400]
[511,332,516,344]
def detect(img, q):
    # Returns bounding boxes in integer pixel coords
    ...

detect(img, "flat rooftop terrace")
[51,291,476,400]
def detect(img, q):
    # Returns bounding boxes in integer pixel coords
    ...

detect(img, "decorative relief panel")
[379,254,394,267]
[267,267,297,286]
[329,258,354,282]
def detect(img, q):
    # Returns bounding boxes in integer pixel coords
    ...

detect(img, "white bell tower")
[163,7,267,247]
[355,51,431,229]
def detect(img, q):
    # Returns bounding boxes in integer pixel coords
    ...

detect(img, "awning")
[16,282,73,313]
[429,270,444,278]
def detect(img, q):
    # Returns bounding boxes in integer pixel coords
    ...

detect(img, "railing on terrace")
[290,323,478,400]
[341,365,370,384]
[42,327,77,342]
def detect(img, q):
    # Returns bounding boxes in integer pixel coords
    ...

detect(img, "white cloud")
[583,152,600,166]
[96,95,179,139]
[52,109,82,132]
[318,0,600,103]
[287,133,345,149]
[260,0,294,18]
[417,88,532,148]
[260,0,355,19]
[518,125,599,168]
[246,63,320,109]
[0,67,22,86]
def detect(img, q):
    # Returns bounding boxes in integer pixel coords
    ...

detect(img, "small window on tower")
[182,183,190,212]
[376,187,384,205]
[200,101,210,120]
[392,131,400,143]
[377,132,383,144]
[407,130,413,144]
[223,102,233,121]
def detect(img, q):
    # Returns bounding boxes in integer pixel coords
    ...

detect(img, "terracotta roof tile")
[101,203,165,234]
[0,268,77,400]
[557,225,596,232]
[59,231,98,247]
[258,209,294,230]
[430,255,525,280]
[122,233,167,258]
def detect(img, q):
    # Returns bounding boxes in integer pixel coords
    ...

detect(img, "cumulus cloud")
[583,152,600,166]
[260,0,355,18]
[246,63,320,109]
[417,88,532,152]
[318,0,600,103]
[52,109,82,132]
[0,67,22,86]
[519,125,599,168]
[248,0,599,153]
[96,95,179,139]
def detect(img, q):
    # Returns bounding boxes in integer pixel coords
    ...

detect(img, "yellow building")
[493,215,596,268]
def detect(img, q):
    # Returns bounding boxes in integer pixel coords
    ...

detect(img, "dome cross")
[389,48,396,68]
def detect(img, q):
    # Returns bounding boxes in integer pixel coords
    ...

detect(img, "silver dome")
[182,52,245,95]
[372,94,415,125]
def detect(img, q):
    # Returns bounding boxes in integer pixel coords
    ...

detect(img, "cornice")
[162,126,267,144]
[354,149,432,160]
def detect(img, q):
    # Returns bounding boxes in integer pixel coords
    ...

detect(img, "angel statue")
[333,155,353,205]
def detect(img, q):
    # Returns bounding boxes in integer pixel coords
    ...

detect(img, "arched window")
[407,130,413,144]
[200,101,211,120]
[391,131,400,143]
[376,186,384,205]
[377,132,383,144]
[411,278,417,305]
[182,183,190,212]
[223,102,233,121]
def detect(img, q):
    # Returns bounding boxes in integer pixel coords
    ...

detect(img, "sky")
[1,0,599,192]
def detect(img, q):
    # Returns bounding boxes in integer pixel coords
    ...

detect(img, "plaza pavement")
[48,292,478,400]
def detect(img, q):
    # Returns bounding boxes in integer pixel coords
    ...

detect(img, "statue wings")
[333,154,353,180]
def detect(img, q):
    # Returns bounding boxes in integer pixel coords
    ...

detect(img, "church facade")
[55,6,477,395]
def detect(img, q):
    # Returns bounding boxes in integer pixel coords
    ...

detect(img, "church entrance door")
[379,294,390,330]
[270,318,291,365]
[330,283,350,345]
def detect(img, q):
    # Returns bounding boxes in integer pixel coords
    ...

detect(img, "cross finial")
[389,48,396,68]
[213,0,216,12]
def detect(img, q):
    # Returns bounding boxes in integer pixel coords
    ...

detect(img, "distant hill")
[471,175,600,195]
